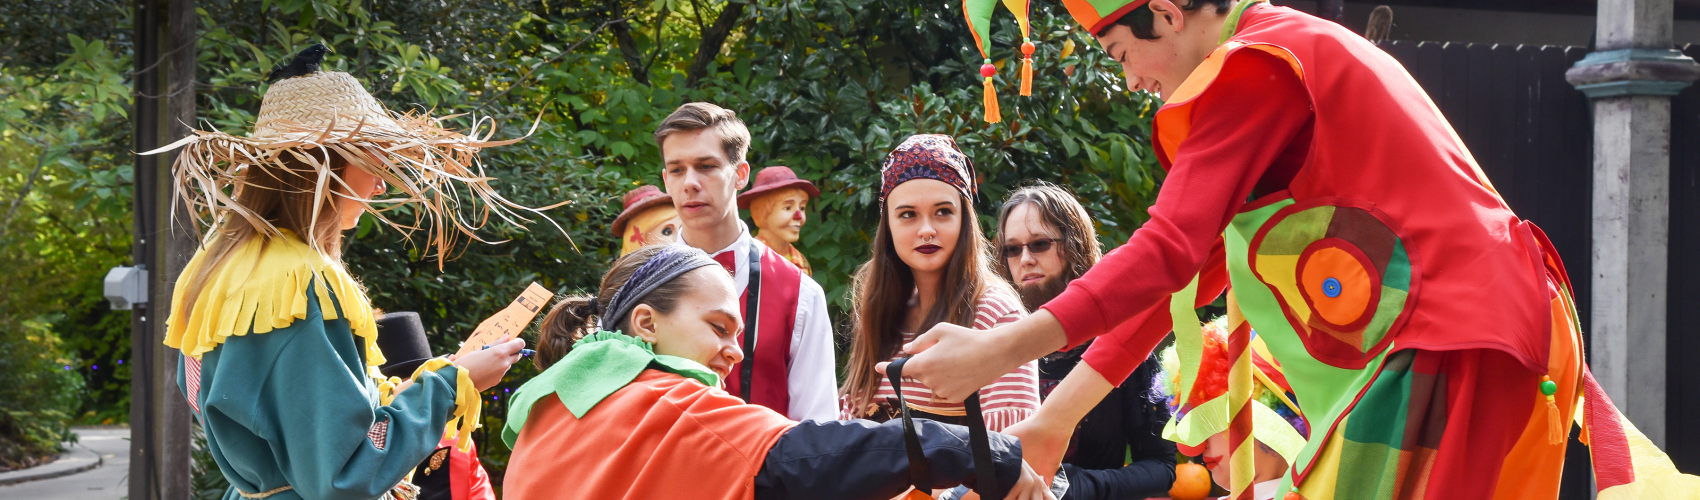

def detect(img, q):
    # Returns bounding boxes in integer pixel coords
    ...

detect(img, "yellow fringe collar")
[165,231,384,370]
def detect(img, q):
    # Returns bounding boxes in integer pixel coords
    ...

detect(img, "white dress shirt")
[681,221,838,422]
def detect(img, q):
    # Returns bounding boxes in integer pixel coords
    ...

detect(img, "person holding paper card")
[837,134,1040,433]
[149,44,532,500]
[502,245,1052,500]
[655,102,837,422]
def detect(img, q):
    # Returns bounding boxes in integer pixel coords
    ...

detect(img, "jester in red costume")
[898,0,1700,498]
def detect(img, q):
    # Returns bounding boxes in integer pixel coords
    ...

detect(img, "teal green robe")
[178,284,460,500]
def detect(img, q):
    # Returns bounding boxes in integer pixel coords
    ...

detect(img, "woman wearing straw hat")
[149,44,546,500]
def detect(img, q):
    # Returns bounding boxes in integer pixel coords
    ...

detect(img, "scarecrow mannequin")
[147,44,543,500]
[613,185,682,257]
[738,166,819,276]
[895,2,1700,499]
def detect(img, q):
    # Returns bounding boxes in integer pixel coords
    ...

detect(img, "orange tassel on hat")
[1020,40,1036,96]
[981,63,1002,123]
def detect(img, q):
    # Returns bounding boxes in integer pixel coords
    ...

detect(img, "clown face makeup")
[751,188,808,245]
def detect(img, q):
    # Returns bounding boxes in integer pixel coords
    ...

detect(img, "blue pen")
[480,345,536,357]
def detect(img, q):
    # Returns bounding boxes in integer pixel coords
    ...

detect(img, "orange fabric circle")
[1301,246,1373,326]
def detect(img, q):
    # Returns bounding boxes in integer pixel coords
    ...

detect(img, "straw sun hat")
[144,44,562,260]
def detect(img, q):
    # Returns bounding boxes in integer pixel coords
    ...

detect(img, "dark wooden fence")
[1667,43,1700,476]
[1373,40,1700,491]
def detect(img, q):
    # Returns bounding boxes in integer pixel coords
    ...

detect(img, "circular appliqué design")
[1249,200,1418,368]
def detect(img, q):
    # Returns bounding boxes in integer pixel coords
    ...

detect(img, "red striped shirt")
[839,287,1040,431]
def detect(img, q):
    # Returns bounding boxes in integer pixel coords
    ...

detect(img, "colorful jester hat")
[962,0,1037,123]
[1154,317,1311,467]
[1058,0,1151,35]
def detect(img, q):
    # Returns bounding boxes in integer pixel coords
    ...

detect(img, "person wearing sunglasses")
[992,183,1179,500]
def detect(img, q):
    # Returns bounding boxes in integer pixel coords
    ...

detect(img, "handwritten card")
[455,282,554,357]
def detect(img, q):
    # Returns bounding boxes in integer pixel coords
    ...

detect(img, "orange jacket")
[503,370,797,500]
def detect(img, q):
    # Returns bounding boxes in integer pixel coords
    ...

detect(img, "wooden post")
[130,0,195,498]
[158,0,197,497]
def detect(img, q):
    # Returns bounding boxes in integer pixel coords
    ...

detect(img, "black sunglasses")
[1002,238,1056,260]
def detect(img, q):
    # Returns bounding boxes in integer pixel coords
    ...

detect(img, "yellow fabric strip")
[410,358,481,453]
[165,231,383,371]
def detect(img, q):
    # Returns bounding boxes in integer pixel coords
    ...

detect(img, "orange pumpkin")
[1169,462,1214,500]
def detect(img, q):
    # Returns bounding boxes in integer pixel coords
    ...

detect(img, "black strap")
[887,357,1001,498]
[740,240,763,402]
[963,391,1000,500]
[886,358,932,492]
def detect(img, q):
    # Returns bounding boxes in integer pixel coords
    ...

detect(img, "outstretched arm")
[893,48,1312,403]
[753,419,1050,500]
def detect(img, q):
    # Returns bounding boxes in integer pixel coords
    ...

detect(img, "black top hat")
[375,312,433,379]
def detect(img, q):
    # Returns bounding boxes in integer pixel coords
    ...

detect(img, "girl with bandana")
[839,135,1041,432]
[499,245,1053,500]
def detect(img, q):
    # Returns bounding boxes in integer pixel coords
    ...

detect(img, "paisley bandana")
[879,134,977,206]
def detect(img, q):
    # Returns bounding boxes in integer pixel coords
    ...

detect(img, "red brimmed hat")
[737,166,819,209]
[611,185,675,237]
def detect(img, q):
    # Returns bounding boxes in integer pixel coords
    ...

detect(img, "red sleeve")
[1042,47,1312,350]
[1080,242,1228,385]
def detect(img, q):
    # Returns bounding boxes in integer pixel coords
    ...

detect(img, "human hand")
[1001,460,1056,500]
[450,338,525,391]
[1003,417,1072,485]
[876,311,1066,402]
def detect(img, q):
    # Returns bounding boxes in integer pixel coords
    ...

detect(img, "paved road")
[0,427,129,500]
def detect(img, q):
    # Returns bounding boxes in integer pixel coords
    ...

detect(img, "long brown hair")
[178,152,353,314]
[993,182,1103,284]
[533,246,695,370]
[841,194,1015,416]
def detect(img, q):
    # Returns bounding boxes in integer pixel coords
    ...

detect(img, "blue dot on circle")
[1322,278,1342,298]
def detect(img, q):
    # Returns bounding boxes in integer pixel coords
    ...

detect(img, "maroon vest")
[722,241,802,415]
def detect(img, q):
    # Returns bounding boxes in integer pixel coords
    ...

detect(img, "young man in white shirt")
[652,102,837,422]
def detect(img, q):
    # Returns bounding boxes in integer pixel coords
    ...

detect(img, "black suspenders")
[740,239,763,402]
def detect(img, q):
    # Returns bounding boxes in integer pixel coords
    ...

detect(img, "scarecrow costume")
[738,166,818,276]
[951,1,1700,499]
[151,45,549,500]
[501,247,1026,500]
[374,313,496,500]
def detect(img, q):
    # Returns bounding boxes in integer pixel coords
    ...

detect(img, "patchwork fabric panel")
[1250,199,1418,369]
[1293,351,1444,500]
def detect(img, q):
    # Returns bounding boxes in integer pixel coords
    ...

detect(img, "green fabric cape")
[502,332,719,447]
